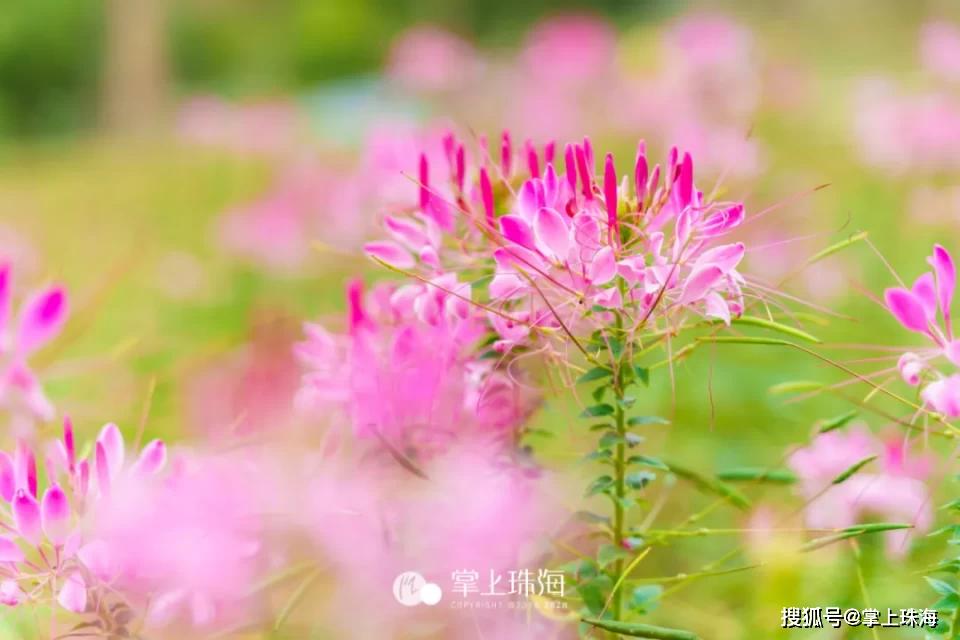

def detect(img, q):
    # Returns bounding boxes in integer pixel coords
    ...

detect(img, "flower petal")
[363,242,415,269]
[12,489,40,545]
[133,439,167,476]
[499,215,537,251]
[41,485,70,545]
[57,573,87,613]
[678,265,724,305]
[912,272,937,320]
[16,286,68,356]
[930,244,956,323]
[588,246,617,285]
[0,536,23,563]
[884,287,931,334]
[533,207,570,260]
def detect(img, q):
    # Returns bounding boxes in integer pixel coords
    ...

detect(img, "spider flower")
[788,426,933,557]
[883,244,960,416]
[0,419,166,625]
[364,132,748,356]
[0,263,69,428]
[296,278,537,454]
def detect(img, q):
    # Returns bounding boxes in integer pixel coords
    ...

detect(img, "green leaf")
[815,410,858,434]
[597,543,631,569]
[592,385,608,402]
[598,432,626,449]
[831,455,877,485]
[728,315,821,343]
[628,416,670,427]
[586,475,614,497]
[573,511,611,527]
[805,231,868,266]
[581,404,615,418]
[577,576,612,615]
[617,395,637,409]
[697,335,793,347]
[582,618,699,640]
[715,468,797,484]
[662,460,751,510]
[926,577,959,597]
[634,366,650,386]
[578,367,613,384]
[626,471,656,490]
[628,455,670,470]
[768,380,824,395]
[800,523,912,552]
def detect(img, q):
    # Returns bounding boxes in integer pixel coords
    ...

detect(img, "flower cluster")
[884,244,960,417]
[364,130,749,362]
[0,421,166,622]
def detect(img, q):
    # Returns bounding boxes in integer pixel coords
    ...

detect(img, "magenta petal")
[679,265,724,305]
[133,439,167,475]
[912,272,938,320]
[695,242,746,273]
[94,442,111,497]
[16,286,68,356]
[96,423,125,479]
[0,536,23,563]
[0,452,13,502]
[57,573,87,613]
[41,484,70,545]
[603,153,618,242]
[0,580,23,607]
[884,287,931,334]
[12,489,41,545]
[15,441,36,499]
[63,416,75,471]
[363,241,415,269]
[383,216,429,252]
[533,207,570,260]
[499,215,537,251]
[479,167,494,226]
[588,247,618,285]
[677,152,694,209]
[930,244,956,322]
[0,263,10,340]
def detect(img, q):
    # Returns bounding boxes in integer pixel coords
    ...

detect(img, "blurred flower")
[296,278,536,455]
[0,263,68,428]
[788,426,933,556]
[177,96,305,156]
[921,21,960,84]
[387,25,483,93]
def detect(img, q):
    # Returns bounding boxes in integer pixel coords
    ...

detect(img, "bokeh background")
[4,0,960,637]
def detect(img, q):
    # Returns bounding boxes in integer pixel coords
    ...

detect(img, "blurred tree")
[0,0,102,137]
[102,0,171,133]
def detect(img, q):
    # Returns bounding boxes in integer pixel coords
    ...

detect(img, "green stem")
[951,606,960,639]
[612,366,627,621]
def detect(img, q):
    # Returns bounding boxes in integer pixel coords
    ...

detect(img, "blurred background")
[4,0,960,637]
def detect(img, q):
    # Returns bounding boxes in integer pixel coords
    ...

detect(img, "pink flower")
[520,14,617,86]
[922,374,960,417]
[921,21,960,83]
[89,452,265,630]
[296,279,536,455]
[387,26,482,93]
[0,265,69,425]
[788,427,933,556]
[363,131,750,359]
